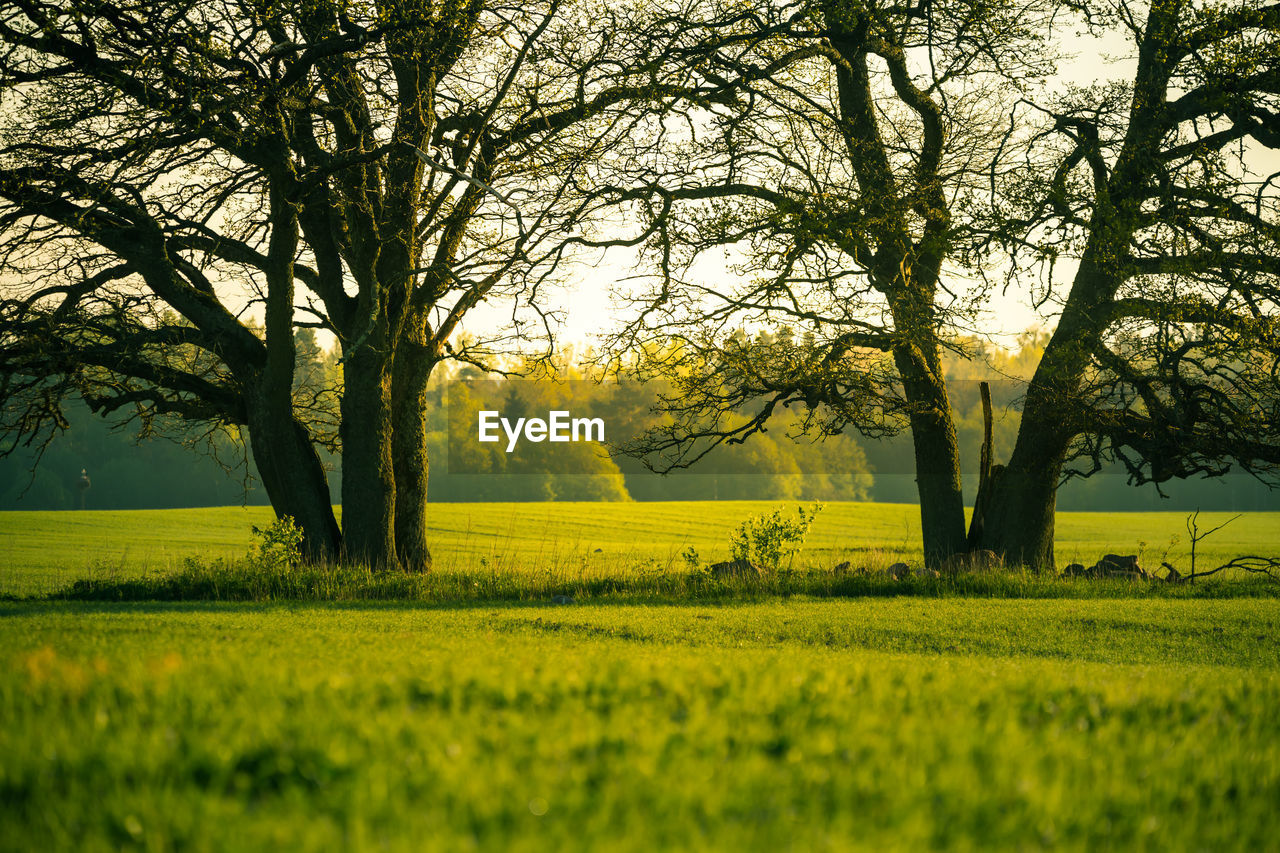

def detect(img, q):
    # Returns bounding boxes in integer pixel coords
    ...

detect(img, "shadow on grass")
[4,560,1277,613]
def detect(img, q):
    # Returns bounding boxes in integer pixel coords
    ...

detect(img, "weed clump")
[248,517,304,574]
[727,503,824,573]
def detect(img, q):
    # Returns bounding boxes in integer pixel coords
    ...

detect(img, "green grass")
[41,555,1280,606]
[2,598,1278,851]
[2,504,1278,850]
[2,502,1277,596]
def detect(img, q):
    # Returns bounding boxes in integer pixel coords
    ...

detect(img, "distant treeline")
[426,375,874,503]
[3,334,1277,511]
[0,403,268,511]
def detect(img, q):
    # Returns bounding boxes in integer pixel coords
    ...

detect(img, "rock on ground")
[710,559,762,579]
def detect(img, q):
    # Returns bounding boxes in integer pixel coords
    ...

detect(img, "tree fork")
[966,381,1000,552]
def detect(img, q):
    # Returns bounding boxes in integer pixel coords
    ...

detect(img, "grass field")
[3,598,1278,851]
[2,501,1277,596]
[2,503,1278,850]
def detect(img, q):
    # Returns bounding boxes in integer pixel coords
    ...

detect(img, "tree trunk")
[980,442,1061,571]
[978,345,1079,572]
[892,343,968,567]
[966,381,996,550]
[826,32,967,565]
[245,400,342,562]
[246,177,341,562]
[339,347,400,570]
[390,316,434,573]
[979,264,1112,571]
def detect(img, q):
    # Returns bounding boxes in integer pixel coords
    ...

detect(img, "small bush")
[248,517,304,573]
[729,503,824,572]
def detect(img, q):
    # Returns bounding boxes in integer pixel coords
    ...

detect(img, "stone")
[970,550,1003,571]
[1091,554,1145,579]
[831,561,853,575]
[710,558,762,579]
[1096,553,1140,572]
[551,594,574,605]
[1061,562,1088,578]
[886,562,911,580]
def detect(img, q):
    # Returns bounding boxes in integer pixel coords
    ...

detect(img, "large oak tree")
[979,0,1280,568]
[599,0,1057,564]
[604,0,1280,569]
[0,0,715,568]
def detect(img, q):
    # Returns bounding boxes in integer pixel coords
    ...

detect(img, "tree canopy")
[1,0,1278,570]
[0,0,725,567]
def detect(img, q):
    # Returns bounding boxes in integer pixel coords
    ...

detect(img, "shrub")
[248,516,304,573]
[729,503,824,572]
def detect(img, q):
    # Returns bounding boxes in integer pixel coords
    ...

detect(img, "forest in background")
[4,330,1276,513]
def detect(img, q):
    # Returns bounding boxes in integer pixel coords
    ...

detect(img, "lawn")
[2,598,1277,851]
[1,504,1278,850]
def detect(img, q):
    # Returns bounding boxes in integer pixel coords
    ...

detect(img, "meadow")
[2,503,1278,850]
[2,501,1275,596]
[4,599,1279,851]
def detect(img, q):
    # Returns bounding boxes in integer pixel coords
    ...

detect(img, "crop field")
[2,503,1279,851]
[2,501,1276,596]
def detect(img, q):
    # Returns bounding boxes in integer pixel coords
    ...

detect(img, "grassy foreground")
[1,599,1277,851]
[2,504,1278,850]
[3,501,1278,595]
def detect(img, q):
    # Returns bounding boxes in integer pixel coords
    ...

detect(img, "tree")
[601,0,1280,570]
[599,0,1057,564]
[0,0,717,568]
[977,0,1280,569]
[0,157,344,560]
